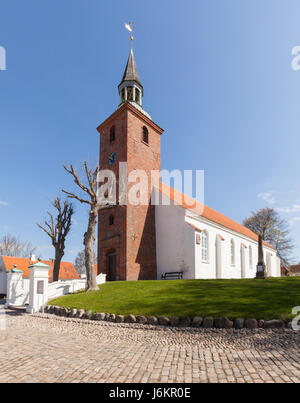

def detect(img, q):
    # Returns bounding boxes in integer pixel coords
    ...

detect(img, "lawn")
[49,277,300,320]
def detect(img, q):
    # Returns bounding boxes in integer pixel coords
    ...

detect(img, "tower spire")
[117,23,151,119]
[120,48,142,88]
[118,48,143,108]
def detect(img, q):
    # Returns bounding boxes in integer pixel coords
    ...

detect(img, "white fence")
[47,274,106,301]
[5,267,106,313]
[22,278,30,305]
[4,272,30,308]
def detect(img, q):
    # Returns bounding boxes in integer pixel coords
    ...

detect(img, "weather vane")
[125,22,134,44]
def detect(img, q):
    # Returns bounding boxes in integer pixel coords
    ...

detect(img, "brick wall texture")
[97,102,163,281]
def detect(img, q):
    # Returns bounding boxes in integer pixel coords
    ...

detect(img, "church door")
[107,250,117,281]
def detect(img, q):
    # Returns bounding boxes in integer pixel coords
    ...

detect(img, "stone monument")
[255,234,266,279]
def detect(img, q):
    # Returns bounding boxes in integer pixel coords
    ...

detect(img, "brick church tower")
[97,49,164,281]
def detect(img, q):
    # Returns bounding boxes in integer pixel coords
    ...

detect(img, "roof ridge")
[158,182,275,250]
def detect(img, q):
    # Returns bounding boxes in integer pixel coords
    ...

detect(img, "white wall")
[186,212,280,279]
[5,269,106,310]
[5,273,29,307]
[48,280,86,300]
[155,200,195,279]
[47,274,106,301]
[23,278,30,304]
[155,198,281,280]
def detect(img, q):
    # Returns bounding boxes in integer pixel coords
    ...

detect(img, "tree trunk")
[53,250,63,282]
[84,208,98,292]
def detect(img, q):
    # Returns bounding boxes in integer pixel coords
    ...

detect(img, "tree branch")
[61,189,91,205]
[63,164,94,198]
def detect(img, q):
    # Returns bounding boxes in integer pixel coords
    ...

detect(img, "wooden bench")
[161,272,183,280]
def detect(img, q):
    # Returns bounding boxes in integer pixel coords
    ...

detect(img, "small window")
[110,126,115,143]
[142,126,149,144]
[109,215,114,226]
[127,86,134,101]
[230,239,235,266]
[121,88,125,102]
[201,231,209,262]
[135,88,140,104]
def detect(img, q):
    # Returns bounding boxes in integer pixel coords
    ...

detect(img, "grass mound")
[49,277,300,320]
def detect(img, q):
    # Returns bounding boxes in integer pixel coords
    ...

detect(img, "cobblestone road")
[0,309,299,383]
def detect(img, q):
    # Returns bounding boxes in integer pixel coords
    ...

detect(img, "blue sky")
[0,0,300,263]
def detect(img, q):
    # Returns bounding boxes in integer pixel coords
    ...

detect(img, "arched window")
[201,231,209,262]
[230,239,235,266]
[249,245,253,269]
[109,215,114,226]
[110,126,115,143]
[142,126,149,144]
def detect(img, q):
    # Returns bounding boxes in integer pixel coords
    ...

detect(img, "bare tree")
[62,162,113,291]
[0,234,36,257]
[37,198,74,282]
[74,250,86,275]
[74,250,97,276]
[243,207,294,264]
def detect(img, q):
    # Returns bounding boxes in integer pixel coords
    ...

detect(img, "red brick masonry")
[97,102,164,281]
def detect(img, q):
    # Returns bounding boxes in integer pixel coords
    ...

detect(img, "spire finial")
[125,22,134,45]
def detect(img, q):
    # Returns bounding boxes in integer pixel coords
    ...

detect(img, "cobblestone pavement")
[0,309,299,383]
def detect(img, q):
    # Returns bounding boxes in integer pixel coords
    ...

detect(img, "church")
[96,49,281,281]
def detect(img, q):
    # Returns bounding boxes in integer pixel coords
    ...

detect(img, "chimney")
[30,254,37,263]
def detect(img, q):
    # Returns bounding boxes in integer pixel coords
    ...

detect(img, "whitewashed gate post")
[26,261,51,314]
[4,266,24,308]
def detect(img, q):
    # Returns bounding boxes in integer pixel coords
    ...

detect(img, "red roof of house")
[289,264,300,274]
[159,182,275,249]
[1,256,80,280]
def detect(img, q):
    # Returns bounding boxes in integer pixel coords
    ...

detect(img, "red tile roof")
[289,264,300,274]
[159,182,275,250]
[1,256,80,280]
